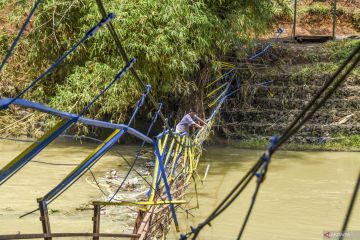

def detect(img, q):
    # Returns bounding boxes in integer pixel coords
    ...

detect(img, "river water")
[0,141,359,240]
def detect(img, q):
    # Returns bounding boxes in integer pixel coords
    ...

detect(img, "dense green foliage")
[0,0,290,124]
[299,3,332,16]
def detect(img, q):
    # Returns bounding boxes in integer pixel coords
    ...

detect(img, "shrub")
[0,0,290,128]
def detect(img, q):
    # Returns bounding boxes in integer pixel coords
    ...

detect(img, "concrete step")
[272,43,331,65]
[219,41,359,142]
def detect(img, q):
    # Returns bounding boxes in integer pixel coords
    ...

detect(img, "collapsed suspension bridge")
[0,1,359,240]
[0,1,251,239]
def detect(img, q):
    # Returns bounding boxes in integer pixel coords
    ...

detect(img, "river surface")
[0,141,359,240]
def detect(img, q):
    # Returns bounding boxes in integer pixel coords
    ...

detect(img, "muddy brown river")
[0,141,359,239]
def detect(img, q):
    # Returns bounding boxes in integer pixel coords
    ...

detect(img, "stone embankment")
[221,40,360,145]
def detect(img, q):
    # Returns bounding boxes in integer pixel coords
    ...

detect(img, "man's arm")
[195,115,207,126]
[187,115,202,129]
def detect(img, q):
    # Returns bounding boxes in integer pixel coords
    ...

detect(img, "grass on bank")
[230,134,360,152]
[298,3,355,18]
[289,39,360,81]
[290,62,360,82]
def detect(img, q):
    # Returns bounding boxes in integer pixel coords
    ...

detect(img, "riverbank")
[1,133,359,152]
[1,142,359,240]
[219,39,360,151]
[210,135,360,152]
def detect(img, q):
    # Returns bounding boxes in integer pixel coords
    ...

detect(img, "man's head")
[189,108,197,117]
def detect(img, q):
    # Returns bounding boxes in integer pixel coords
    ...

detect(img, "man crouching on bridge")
[175,109,206,134]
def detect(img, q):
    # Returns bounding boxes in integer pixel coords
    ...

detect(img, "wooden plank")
[38,201,51,240]
[93,200,187,206]
[92,205,101,240]
[136,206,154,234]
[138,220,150,240]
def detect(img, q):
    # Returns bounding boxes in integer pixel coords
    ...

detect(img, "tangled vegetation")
[0,0,290,131]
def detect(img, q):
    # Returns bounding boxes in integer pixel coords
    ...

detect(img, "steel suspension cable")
[42,78,147,205]
[107,102,162,202]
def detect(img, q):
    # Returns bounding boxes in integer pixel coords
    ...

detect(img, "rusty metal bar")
[38,200,51,240]
[332,0,337,39]
[92,205,101,240]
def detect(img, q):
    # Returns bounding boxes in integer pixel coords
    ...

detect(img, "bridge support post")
[293,0,297,38]
[332,0,337,39]
[154,143,180,232]
[92,204,101,240]
[38,199,52,240]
